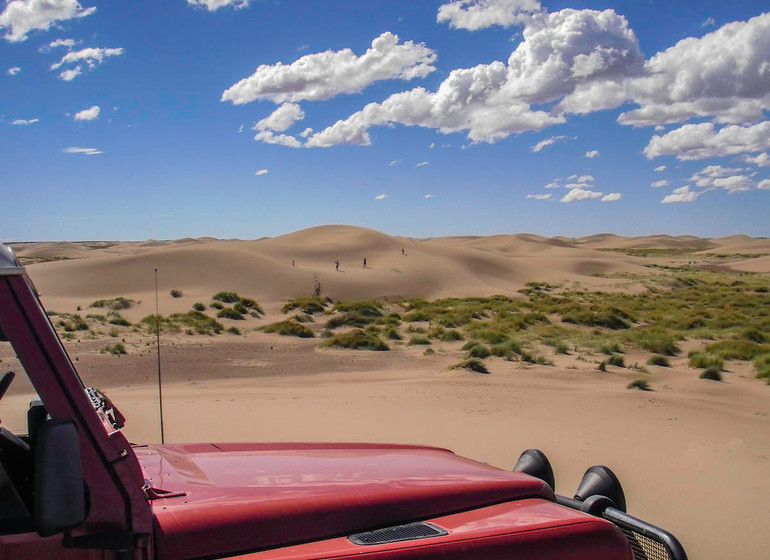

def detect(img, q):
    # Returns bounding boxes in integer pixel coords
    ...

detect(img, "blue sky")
[1,0,768,241]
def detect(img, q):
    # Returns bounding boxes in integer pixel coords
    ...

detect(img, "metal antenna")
[154,267,165,444]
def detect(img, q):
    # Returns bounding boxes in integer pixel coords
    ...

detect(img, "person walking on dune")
[334,259,339,271]
[363,257,367,268]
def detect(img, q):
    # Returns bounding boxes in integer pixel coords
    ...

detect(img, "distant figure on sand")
[334,259,339,271]
[363,257,367,268]
[401,248,405,256]
[292,259,295,267]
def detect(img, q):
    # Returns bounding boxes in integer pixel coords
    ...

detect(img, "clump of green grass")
[170,289,183,298]
[108,328,119,338]
[627,378,651,391]
[108,312,131,327]
[227,326,241,335]
[102,343,126,355]
[213,291,241,304]
[688,352,723,370]
[408,336,431,346]
[282,296,330,315]
[452,358,489,374]
[326,312,376,329]
[623,329,679,355]
[56,314,89,332]
[601,342,623,355]
[753,353,770,382]
[320,329,389,351]
[561,307,632,330]
[406,325,427,333]
[90,297,135,310]
[490,339,523,360]
[647,354,670,367]
[704,339,769,361]
[403,310,432,322]
[210,301,224,310]
[291,313,314,323]
[238,297,264,315]
[471,329,510,345]
[217,307,244,320]
[740,327,766,343]
[700,366,723,381]
[262,320,314,338]
[333,300,383,317]
[605,354,625,368]
[192,302,206,312]
[440,329,463,342]
[424,348,435,356]
[555,342,570,355]
[384,326,402,340]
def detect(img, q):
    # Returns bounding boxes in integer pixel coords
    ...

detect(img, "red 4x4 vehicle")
[0,243,686,560]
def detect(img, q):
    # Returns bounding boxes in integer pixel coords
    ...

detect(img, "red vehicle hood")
[135,442,553,560]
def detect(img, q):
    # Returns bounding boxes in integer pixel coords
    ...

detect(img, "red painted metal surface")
[138,442,555,560]
[183,499,632,560]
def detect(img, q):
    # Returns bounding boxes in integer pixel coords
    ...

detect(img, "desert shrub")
[168,311,224,335]
[108,328,119,338]
[598,361,607,372]
[102,343,126,355]
[453,358,489,374]
[424,348,435,356]
[291,313,314,323]
[192,302,206,312]
[440,329,463,342]
[86,314,106,324]
[170,289,183,298]
[333,300,383,317]
[238,297,264,314]
[647,355,670,367]
[320,329,389,351]
[490,339,523,360]
[688,352,723,369]
[404,310,433,322]
[752,353,770,380]
[217,307,244,320]
[405,325,427,333]
[465,343,491,359]
[606,354,625,367]
[91,297,134,310]
[740,327,766,343]
[282,296,328,315]
[213,291,241,303]
[555,342,570,355]
[107,312,131,327]
[326,312,375,329]
[320,330,333,338]
[471,329,509,345]
[384,326,402,340]
[700,366,723,381]
[227,326,241,335]
[561,307,631,330]
[704,339,768,361]
[408,336,431,346]
[623,329,679,355]
[627,378,651,391]
[210,302,224,310]
[601,343,622,355]
[57,314,89,332]
[262,320,314,338]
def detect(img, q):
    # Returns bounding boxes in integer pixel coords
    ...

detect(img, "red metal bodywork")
[0,247,634,560]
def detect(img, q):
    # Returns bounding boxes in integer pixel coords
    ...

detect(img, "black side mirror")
[34,419,87,536]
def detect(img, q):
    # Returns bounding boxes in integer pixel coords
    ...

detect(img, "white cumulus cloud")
[425,193,436,198]
[73,105,100,121]
[601,192,622,201]
[0,0,95,43]
[416,161,429,167]
[308,9,643,147]
[661,186,698,203]
[255,102,304,132]
[7,66,21,75]
[620,13,770,126]
[187,0,250,11]
[654,165,666,172]
[11,118,39,125]
[561,187,603,202]
[437,0,542,31]
[758,179,770,190]
[650,180,669,188]
[644,121,770,160]
[739,152,769,167]
[63,146,101,155]
[526,193,552,200]
[375,194,387,200]
[253,130,302,148]
[51,46,124,80]
[255,169,268,176]
[531,135,566,152]
[222,32,436,105]
[584,149,599,158]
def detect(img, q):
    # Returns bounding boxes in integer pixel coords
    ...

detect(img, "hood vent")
[349,522,448,546]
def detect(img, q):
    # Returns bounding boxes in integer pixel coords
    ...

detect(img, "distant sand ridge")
[12,226,768,314]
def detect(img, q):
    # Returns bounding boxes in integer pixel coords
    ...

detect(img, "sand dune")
[25,225,661,313]
[578,233,714,250]
[702,238,770,255]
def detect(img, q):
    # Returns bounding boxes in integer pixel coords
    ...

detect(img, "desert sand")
[3,225,770,560]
